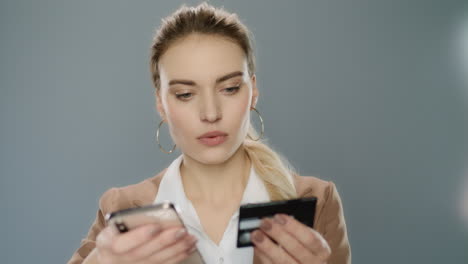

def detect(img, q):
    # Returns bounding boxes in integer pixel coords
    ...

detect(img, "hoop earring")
[250,107,264,141]
[156,120,176,154]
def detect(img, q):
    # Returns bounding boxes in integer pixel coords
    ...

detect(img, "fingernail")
[274,214,287,225]
[252,230,264,243]
[260,219,272,231]
[149,225,161,237]
[174,228,187,240]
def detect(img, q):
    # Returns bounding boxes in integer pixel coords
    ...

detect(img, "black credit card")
[237,197,317,248]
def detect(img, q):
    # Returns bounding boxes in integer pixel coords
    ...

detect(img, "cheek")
[165,101,196,143]
[226,93,252,133]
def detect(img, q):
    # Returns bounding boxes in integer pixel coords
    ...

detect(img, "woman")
[68,3,351,264]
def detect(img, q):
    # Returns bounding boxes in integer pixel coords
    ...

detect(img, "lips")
[197,131,228,146]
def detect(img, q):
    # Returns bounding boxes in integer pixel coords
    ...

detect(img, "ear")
[155,89,166,120]
[251,74,259,108]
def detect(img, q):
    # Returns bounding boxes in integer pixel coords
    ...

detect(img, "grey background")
[1,0,467,263]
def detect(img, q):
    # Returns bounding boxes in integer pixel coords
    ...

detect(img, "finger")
[96,225,119,249]
[274,214,331,260]
[251,230,299,264]
[96,226,121,264]
[259,218,315,263]
[162,245,197,264]
[148,232,198,263]
[111,224,161,254]
[254,247,274,264]
[122,227,191,261]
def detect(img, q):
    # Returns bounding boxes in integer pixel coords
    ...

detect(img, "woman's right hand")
[95,223,198,264]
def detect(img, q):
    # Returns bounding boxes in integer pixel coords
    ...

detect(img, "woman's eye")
[175,93,193,100]
[222,86,240,94]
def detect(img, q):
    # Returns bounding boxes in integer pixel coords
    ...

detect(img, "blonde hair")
[150,3,297,200]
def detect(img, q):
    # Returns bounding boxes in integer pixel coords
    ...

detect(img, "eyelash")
[175,86,241,101]
[175,93,193,100]
[222,86,240,94]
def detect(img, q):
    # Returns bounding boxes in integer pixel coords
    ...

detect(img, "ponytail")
[244,126,297,200]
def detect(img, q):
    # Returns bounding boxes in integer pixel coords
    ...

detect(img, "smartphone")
[236,197,317,248]
[105,201,205,264]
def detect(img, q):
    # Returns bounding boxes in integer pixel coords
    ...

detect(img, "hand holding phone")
[94,202,205,264]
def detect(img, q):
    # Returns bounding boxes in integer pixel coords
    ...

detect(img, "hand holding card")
[237,197,317,248]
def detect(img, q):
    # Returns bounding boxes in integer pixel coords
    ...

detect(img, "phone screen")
[106,202,182,232]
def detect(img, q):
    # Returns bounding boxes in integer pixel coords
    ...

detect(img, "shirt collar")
[153,155,270,229]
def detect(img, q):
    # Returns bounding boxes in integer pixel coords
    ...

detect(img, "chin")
[188,146,239,165]
[199,150,234,165]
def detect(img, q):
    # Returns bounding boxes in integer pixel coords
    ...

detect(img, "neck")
[180,147,250,204]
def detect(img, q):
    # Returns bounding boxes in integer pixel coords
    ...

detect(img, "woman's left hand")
[252,214,331,264]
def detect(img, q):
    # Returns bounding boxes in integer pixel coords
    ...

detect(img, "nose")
[200,92,222,123]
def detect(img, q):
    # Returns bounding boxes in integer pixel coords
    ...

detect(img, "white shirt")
[153,155,270,264]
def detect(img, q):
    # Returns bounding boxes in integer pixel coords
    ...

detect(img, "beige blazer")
[68,169,351,264]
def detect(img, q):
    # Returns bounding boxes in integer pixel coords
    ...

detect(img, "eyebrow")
[168,71,244,86]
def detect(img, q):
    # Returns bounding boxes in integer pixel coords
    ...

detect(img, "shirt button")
[219,257,224,264]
